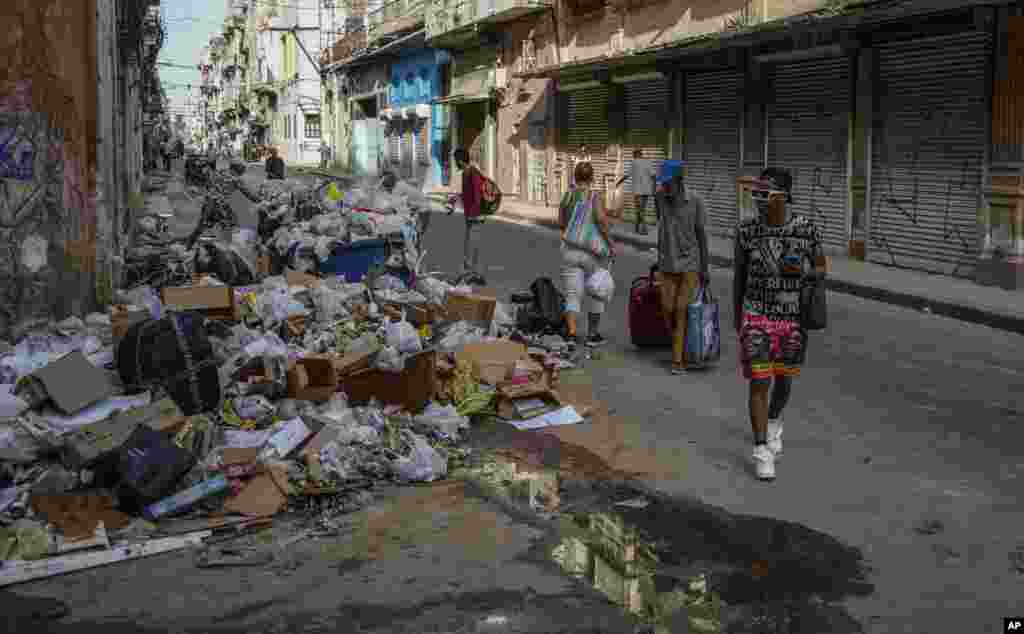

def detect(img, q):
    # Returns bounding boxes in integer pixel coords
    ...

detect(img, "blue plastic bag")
[656,160,684,187]
[685,285,721,367]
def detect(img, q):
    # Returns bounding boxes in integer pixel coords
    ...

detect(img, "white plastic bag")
[586,268,615,303]
[374,346,405,372]
[413,402,469,440]
[391,430,447,483]
[385,319,422,355]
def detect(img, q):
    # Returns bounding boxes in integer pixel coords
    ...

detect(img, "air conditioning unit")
[414,103,430,118]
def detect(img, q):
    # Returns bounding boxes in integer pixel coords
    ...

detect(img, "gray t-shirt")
[630,159,656,195]
[657,188,706,273]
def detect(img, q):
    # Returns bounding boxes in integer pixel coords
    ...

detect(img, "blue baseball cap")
[656,160,684,185]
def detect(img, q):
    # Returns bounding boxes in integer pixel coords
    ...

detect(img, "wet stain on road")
[458,436,875,633]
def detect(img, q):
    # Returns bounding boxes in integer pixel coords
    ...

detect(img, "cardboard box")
[456,340,529,386]
[342,350,437,413]
[445,292,497,323]
[384,303,446,326]
[333,351,373,377]
[257,255,272,276]
[110,305,149,343]
[161,286,235,321]
[287,354,338,402]
[286,269,321,288]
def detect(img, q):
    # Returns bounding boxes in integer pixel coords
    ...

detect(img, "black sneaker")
[586,333,607,347]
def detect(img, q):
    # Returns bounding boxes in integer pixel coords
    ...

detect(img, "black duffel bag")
[117,312,221,416]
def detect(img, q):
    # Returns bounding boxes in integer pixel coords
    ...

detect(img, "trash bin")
[318,239,390,282]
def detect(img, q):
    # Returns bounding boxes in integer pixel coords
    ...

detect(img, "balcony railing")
[427,0,551,41]
[368,0,426,44]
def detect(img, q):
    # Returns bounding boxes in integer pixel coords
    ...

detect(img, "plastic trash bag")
[390,430,446,483]
[374,275,407,292]
[233,395,275,422]
[586,268,615,303]
[413,402,469,441]
[438,321,485,353]
[374,346,404,373]
[116,286,164,319]
[320,441,361,479]
[345,332,381,356]
[385,319,422,355]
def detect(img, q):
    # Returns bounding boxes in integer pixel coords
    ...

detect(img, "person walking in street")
[559,161,620,350]
[320,141,332,169]
[454,148,485,273]
[265,147,285,180]
[616,149,657,235]
[162,139,173,172]
[733,167,824,481]
[655,163,709,375]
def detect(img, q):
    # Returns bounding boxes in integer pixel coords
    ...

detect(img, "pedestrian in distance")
[559,161,620,351]
[617,149,657,236]
[733,167,825,481]
[453,148,485,273]
[320,141,332,169]
[162,139,173,172]
[654,163,709,375]
[265,147,285,180]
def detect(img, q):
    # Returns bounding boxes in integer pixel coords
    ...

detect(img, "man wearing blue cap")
[654,160,709,375]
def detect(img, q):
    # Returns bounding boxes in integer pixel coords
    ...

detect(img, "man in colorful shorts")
[732,168,824,480]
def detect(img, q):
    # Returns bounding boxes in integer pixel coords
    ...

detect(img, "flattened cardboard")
[286,269,322,288]
[161,286,233,311]
[221,448,260,465]
[30,492,132,541]
[61,413,140,470]
[28,351,114,416]
[223,468,288,517]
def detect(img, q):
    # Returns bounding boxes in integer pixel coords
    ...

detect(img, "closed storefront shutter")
[401,118,414,180]
[388,119,401,169]
[766,55,852,250]
[868,31,990,276]
[622,79,669,225]
[685,70,743,237]
[558,85,611,197]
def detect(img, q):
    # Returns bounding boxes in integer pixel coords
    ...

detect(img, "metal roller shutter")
[401,119,414,180]
[766,55,852,250]
[560,86,611,197]
[387,119,400,170]
[685,70,743,237]
[868,31,990,276]
[622,79,669,225]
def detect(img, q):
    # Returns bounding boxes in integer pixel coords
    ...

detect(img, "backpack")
[517,277,566,335]
[479,173,502,216]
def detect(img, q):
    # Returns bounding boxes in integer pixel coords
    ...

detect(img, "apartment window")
[305,114,321,138]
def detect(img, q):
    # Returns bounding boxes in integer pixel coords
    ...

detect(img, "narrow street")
[5,166,1022,634]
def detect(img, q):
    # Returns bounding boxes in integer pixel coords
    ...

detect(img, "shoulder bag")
[562,191,610,259]
[800,242,828,330]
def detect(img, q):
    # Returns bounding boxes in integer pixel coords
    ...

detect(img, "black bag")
[800,273,828,330]
[194,241,256,287]
[117,313,221,416]
[516,278,567,335]
[113,426,196,512]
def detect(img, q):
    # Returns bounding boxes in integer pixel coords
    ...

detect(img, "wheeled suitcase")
[628,265,671,347]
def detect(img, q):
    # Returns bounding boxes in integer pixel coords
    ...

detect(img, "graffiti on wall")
[0,84,70,340]
[870,106,982,276]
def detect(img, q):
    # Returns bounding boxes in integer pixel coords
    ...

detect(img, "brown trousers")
[656,271,701,367]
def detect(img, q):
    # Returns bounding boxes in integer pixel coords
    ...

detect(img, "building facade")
[509,0,1024,290]
[0,0,164,339]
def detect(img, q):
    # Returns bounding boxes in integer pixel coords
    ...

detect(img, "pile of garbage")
[0,241,584,586]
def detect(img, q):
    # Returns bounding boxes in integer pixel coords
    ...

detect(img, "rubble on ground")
[0,175,587,588]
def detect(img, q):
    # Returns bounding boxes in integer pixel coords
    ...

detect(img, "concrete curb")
[497,208,1024,337]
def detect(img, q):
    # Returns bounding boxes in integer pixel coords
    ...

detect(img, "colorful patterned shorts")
[739,313,806,381]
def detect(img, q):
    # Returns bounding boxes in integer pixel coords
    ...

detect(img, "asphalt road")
[13,167,1021,634]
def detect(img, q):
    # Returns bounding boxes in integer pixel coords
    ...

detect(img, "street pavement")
[15,167,1021,634]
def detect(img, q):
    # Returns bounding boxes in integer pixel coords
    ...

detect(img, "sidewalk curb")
[497,208,1024,336]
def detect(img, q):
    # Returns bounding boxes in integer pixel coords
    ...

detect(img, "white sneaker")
[767,420,783,458]
[753,445,776,481]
